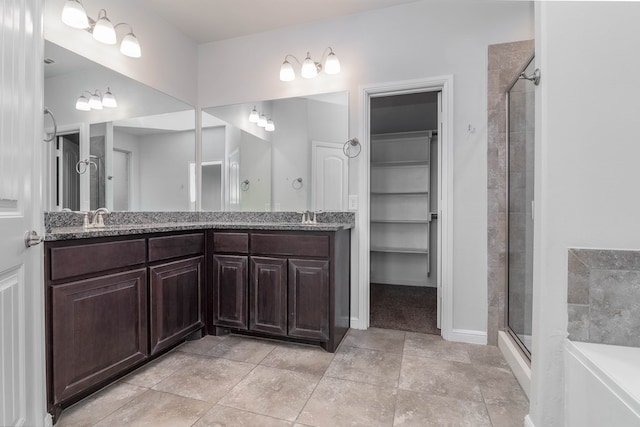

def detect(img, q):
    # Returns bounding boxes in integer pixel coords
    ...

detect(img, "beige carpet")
[369,283,440,335]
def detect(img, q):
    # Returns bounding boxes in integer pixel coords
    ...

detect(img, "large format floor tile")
[54,330,529,427]
[94,389,211,427]
[325,345,402,387]
[297,376,397,427]
[218,365,320,421]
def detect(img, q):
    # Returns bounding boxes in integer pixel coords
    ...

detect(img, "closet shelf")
[371,160,429,167]
[370,246,429,254]
[371,191,428,196]
[370,219,430,224]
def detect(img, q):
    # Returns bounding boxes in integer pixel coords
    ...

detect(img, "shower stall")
[506,57,536,357]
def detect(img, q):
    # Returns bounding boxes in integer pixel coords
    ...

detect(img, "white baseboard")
[349,316,366,330]
[498,330,531,398]
[447,328,487,344]
[524,414,535,427]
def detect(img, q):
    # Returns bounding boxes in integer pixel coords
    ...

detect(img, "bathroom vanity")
[43,212,352,420]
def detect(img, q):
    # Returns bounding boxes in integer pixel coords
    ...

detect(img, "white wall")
[531,3,640,426]
[198,1,533,329]
[44,0,198,105]
[138,130,195,211]
[113,129,141,211]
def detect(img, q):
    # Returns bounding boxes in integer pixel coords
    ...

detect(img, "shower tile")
[567,250,590,305]
[567,304,590,342]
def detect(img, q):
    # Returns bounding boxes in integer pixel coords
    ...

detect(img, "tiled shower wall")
[487,40,534,345]
[568,248,640,347]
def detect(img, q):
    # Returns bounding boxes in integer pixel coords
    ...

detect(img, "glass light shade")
[265,120,275,132]
[102,89,117,108]
[324,52,341,75]
[92,16,117,45]
[279,60,295,82]
[248,107,259,123]
[257,114,267,128]
[301,54,318,79]
[120,33,142,58]
[75,95,91,111]
[88,93,103,110]
[61,0,89,29]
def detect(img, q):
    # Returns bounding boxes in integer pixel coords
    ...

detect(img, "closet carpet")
[370,283,440,335]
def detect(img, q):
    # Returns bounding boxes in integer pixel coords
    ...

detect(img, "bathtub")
[565,340,640,427]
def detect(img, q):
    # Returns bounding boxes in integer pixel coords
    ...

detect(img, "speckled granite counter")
[44,211,355,241]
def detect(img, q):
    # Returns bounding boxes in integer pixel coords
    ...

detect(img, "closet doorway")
[369,91,441,335]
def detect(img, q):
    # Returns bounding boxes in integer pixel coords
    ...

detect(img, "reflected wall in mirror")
[203,91,349,212]
[44,40,195,212]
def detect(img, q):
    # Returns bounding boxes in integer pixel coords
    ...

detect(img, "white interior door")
[113,149,130,211]
[228,149,240,211]
[312,141,349,211]
[1,0,47,425]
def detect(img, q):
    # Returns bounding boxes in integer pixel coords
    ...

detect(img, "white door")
[228,149,240,211]
[1,0,48,426]
[113,149,130,211]
[311,141,348,211]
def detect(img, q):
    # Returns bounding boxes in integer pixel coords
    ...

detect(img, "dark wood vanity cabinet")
[50,268,148,406]
[45,232,205,419]
[210,230,350,352]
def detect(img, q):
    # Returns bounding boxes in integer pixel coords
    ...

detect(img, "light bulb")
[279,60,295,82]
[75,95,90,111]
[88,92,103,110]
[61,0,89,29]
[257,114,267,128]
[324,51,341,75]
[92,14,117,45]
[102,88,117,108]
[248,107,259,123]
[120,32,141,58]
[301,53,318,79]
[265,119,275,132]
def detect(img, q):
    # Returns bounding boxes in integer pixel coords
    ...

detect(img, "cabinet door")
[51,269,148,405]
[288,259,330,341]
[213,254,248,329]
[149,257,204,355]
[250,257,287,336]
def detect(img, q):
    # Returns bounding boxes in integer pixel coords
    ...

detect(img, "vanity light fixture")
[75,89,118,111]
[248,107,259,123]
[257,114,268,128]
[265,119,275,132]
[280,47,340,82]
[61,0,142,58]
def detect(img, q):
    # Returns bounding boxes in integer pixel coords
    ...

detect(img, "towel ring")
[75,159,98,174]
[241,179,250,191]
[43,107,57,143]
[343,138,361,158]
[292,178,303,190]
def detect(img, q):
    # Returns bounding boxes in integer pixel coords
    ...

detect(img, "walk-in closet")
[369,91,441,334]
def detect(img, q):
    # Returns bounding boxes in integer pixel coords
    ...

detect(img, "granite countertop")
[44,211,355,241]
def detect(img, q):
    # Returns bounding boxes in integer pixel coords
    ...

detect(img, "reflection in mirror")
[44,40,195,212]
[203,91,349,212]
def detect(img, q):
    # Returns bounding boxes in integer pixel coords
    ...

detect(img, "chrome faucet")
[300,210,319,225]
[88,208,110,228]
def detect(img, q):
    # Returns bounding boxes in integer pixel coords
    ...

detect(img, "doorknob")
[24,230,44,248]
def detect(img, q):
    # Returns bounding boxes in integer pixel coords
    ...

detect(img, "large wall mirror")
[44,40,195,212]
[202,91,349,212]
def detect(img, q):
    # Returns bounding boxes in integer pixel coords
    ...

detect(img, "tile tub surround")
[56,328,528,427]
[486,39,534,345]
[567,248,640,347]
[43,211,355,240]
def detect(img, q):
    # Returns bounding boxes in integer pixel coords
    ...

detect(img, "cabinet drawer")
[50,239,146,281]
[213,232,248,254]
[251,234,329,258]
[148,233,204,262]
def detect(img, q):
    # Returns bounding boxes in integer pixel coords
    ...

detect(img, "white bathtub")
[565,340,640,427]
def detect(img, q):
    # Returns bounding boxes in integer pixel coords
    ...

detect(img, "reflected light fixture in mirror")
[280,47,340,81]
[75,88,117,111]
[61,0,142,58]
[249,108,274,132]
[248,107,259,123]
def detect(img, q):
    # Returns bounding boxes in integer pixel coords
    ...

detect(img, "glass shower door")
[506,57,535,357]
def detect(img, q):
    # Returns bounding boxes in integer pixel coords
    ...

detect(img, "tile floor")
[56,328,528,427]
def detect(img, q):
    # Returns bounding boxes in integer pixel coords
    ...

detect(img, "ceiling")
[136,0,421,44]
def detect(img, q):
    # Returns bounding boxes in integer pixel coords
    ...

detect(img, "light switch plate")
[348,195,358,210]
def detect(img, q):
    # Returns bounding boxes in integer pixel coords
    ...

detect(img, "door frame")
[357,76,454,341]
